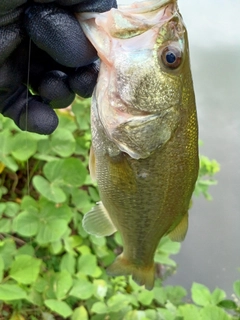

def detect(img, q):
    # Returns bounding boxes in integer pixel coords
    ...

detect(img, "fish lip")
[118,0,176,13]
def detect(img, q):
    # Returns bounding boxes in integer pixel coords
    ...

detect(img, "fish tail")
[107,254,155,290]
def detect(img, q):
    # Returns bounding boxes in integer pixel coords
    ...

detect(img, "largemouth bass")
[77,0,199,290]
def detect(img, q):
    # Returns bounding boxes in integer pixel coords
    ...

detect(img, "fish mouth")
[107,0,179,40]
[118,0,176,13]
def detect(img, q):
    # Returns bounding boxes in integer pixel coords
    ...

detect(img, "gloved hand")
[0,0,117,134]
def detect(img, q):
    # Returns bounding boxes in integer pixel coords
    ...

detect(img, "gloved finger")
[0,6,25,27]
[0,42,28,100]
[56,0,85,5]
[19,96,59,134]
[68,60,99,98]
[24,3,98,68]
[38,70,75,109]
[33,1,55,3]
[0,22,25,65]
[0,0,27,15]
[1,85,58,134]
[27,42,68,93]
[72,0,117,13]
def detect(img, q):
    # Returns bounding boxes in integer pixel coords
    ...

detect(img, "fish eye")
[160,46,182,69]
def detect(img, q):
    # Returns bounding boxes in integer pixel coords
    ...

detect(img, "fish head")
[77,0,195,158]
[78,0,191,114]
[108,3,187,114]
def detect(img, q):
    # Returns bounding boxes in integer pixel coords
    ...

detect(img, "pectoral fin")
[82,201,117,237]
[168,213,188,242]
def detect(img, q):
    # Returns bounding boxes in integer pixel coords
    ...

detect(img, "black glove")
[0,0,117,134]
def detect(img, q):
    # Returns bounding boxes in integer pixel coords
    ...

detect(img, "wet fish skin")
[78,0,199,290]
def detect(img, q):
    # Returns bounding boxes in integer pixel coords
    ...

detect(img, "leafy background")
[0,98,239,320]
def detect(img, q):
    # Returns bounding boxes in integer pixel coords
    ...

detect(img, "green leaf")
[33,175,66,203]
[49,240,62,254]
[90,235,106,246]
[91,302,108,314]
[60,253,76,275]
[93,279,108,300]
[11,132,37,161]
[0,155,18,171]
[16,244,35,256]
[114,232,123,246]
[108,294,131,313]
[123,310,147,320]
[72,99,91,131]
[0,218,11,232]
[191,282,212,306]
[138,290,154,306]
[34,277,48,294]
[0,239,16,269]
[145,309,157,319]
[0,203,6,216]
[71,189,92,212]
[0,130,18,171]
[21,195,38,210]
[233,280,240,298]
[64,235,83,253]
[27,287,43,306]
[154,252,176,267]
[153,287,167,305]
[0,284,27,300]
[10,255,41,284]
[218,300,238,310]
[165,286,187,305]
[36,137,51,156]
[5,202,20,217]
[157,307,176,320]
[76,245,91,255]
[77,254,97,276]
[44,158,88,187]
[53,270,73,300]
[0,256,4,282]
[88,187,99,202]
[69,277,94,300]
[155,238,180,266]
[44,299,73,318]
[211,288,226,305]
[158,236,181,255]
[57,111,77,133]
[178,304,201,320]
[36,203,72,245]
[200,305,230,320]
[0,114,20,131]
[71,306,88,320]
[13,210,39,237]
[50,128,76,157]
[42,312,55,320]
[75,136,90,157]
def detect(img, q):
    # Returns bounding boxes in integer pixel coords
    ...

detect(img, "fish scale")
[77,0,199,290]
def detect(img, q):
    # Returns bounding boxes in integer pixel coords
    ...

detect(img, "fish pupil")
[166,51,176,64]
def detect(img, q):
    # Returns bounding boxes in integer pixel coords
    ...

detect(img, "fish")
[77,0,199,290]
